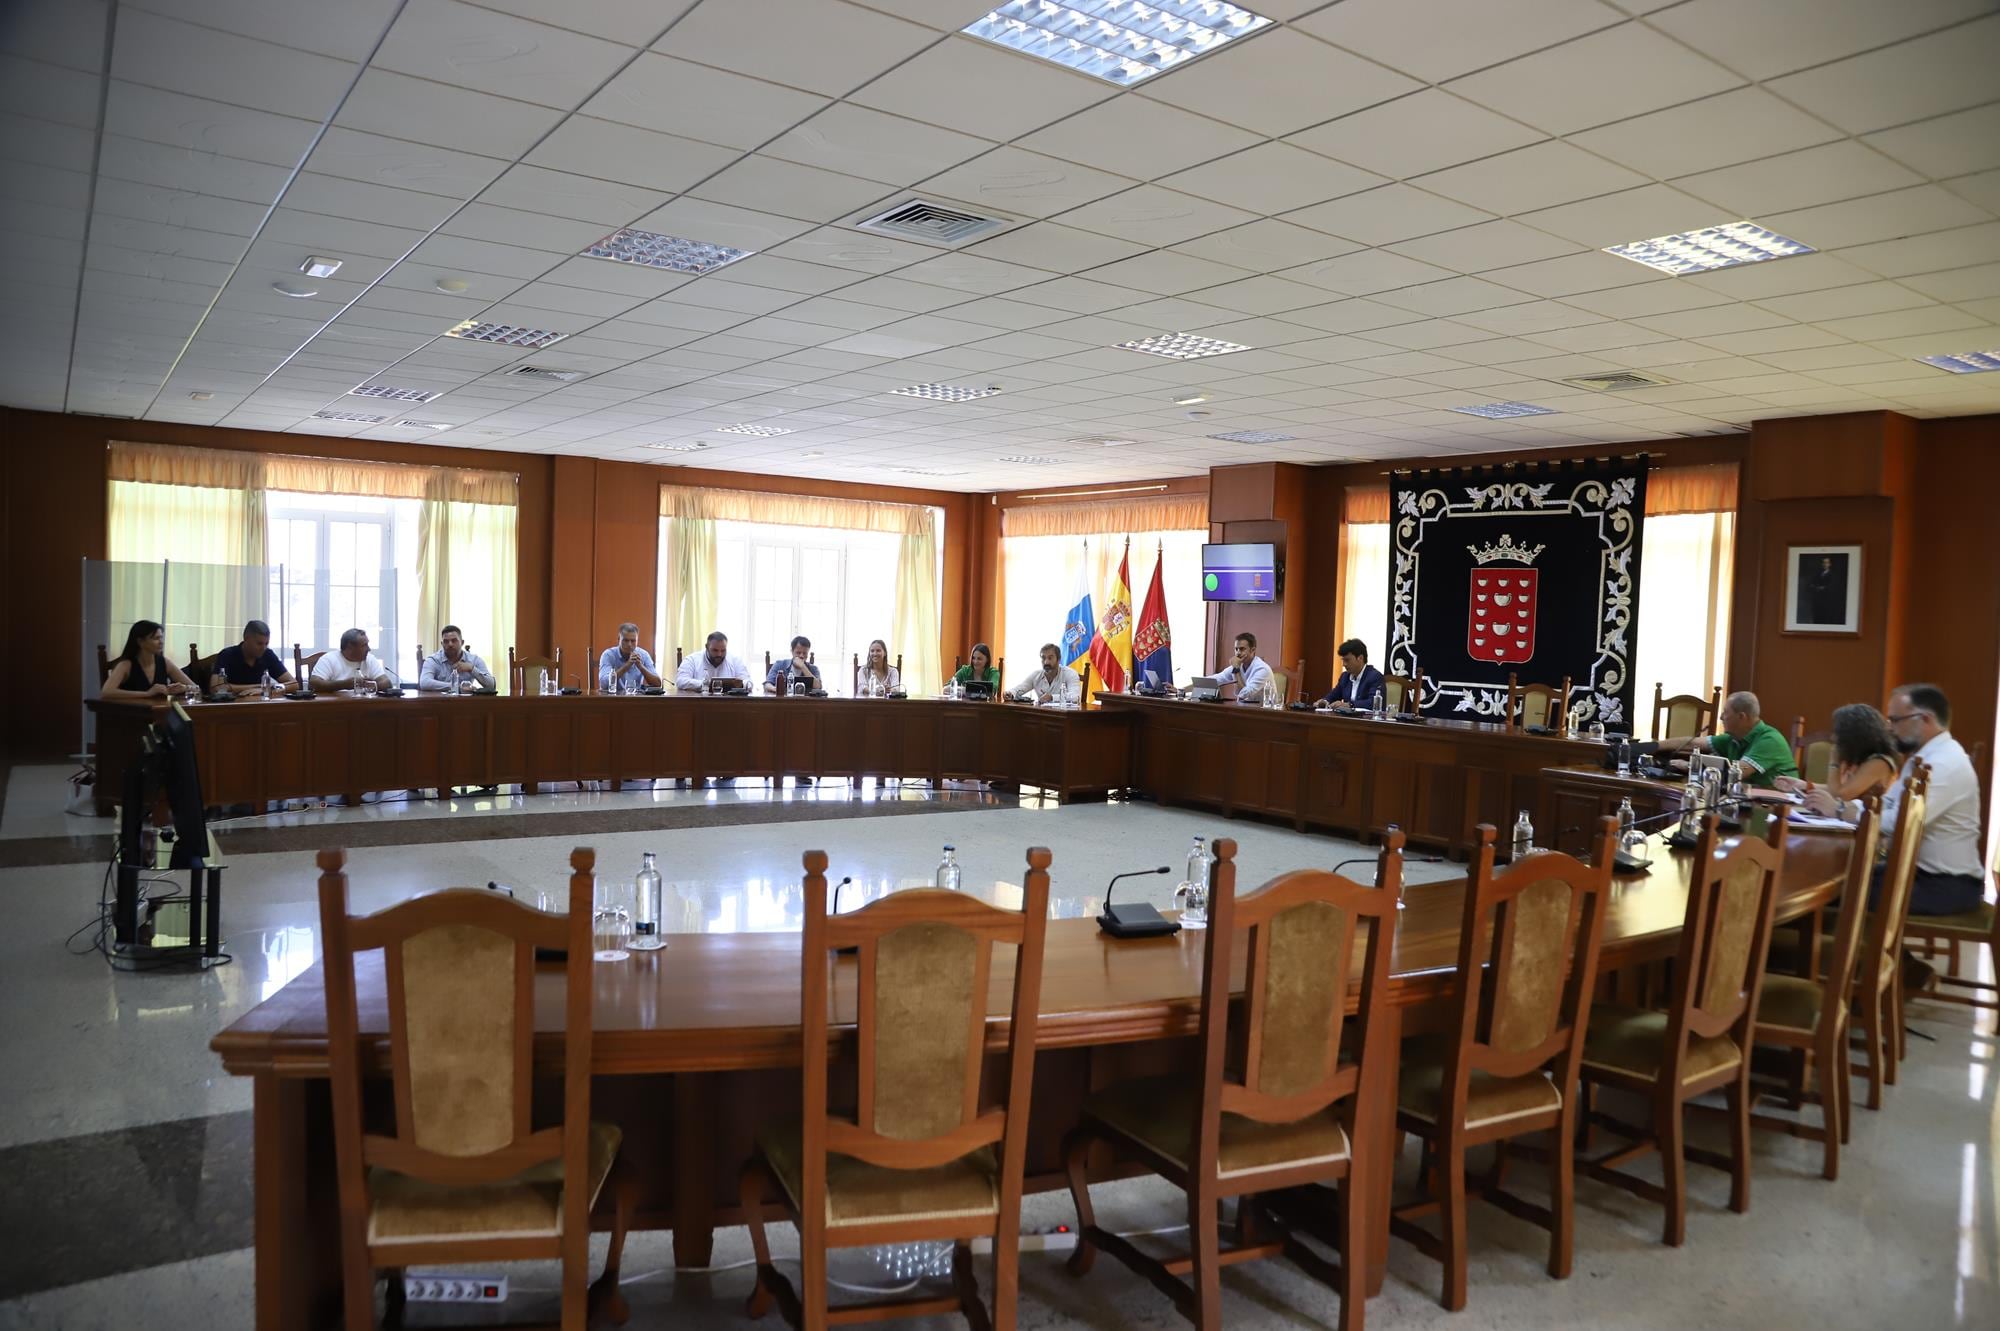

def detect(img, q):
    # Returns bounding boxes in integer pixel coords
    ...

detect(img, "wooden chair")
[851,651,903,696]
[1506,673,1572,734]
[1391,817,1617,1310]
[294,644,328,681]
[1749,797,1881,1181]
[1078,661,1092,710]
[1903,855,2000,1012]
[740,847,1052,1330]
[96,644,112,683]
[1847,763,1929,1110]
[414,644,427,686]
[1652,683,1722,742]
[1381,669,1422,715]
[1287,657,1306,705]
[1794,728,1836,786]
[1061,834,1403,1331]
[510,645,563,696]
[316,846,632,1331]
[1576,809,1787,1247]
[186,645,220,694]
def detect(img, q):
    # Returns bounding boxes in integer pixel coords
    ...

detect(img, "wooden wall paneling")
[1879,416,1919,698]
[1304,727,1365,830]
[548,457,598,675]
[393,710,441,794]
[589,461,662,660]
[1269,461,1311,693]
[1301,467,1344,698]
[1747,495,1896,732]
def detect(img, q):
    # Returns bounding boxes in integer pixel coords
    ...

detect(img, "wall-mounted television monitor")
[1201,543,1279,602]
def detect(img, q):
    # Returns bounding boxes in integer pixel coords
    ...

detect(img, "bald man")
[1659,689,1798,787]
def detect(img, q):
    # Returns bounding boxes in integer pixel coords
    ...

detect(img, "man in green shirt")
[1660,689,1799,786]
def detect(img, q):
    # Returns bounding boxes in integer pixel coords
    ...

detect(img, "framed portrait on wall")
[1783,545,1861,634]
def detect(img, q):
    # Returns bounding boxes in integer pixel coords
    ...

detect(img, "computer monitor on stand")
[114,703,222,964]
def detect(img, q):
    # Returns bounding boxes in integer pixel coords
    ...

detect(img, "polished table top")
[212,823,1851,1077]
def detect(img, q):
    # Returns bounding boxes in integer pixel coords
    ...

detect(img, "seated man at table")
[310,628,398,693]
[1319,637,1385,711]
[418,624,497,692]
[1657,689,1797,786]
[765,635,822,695]
[675,630,750,692]
[1224,632,1275,705]
[598,622,662,693]
[1805,683,1986,916]
[1011,643,1081,705]
[209,618,295,696]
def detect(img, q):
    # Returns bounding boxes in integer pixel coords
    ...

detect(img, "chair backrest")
[294,644,328,679]
[676,647,684,667]
[1195,834,1401,1165]
[1666,811,1787,1056]
[510,645,563,695]
[1653,683,1722,742]
[1446,819,1616,1097]
[1817,796,1884,1011]
[852,650,905,695]
[415,644,426,684]
[1382,670,1421,714]
[1507,673,1572,733]
[316,847,595,1249]
[1079,660,1092,708]
[97,644,112,683]
[1859,761,1929,997]
[797,847,1050,1212]
[184,644,217,691]
[1286,658,1305,705]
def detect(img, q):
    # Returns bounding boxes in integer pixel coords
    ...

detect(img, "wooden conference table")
[86,691,1135,811]
[212,825,1851,1331]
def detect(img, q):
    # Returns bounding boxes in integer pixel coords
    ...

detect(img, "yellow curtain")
[262,453,515,503]
[1646,461,1739,516]
[660,484,932,535]
[893,508,942,697]
[1342,483,1389,524]
[107,446,269,660]
[418,468,517,687]
[1000,491,1208,537]
[662,514,718,662]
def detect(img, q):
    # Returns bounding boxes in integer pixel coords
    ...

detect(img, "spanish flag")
[1089,537,1132,695]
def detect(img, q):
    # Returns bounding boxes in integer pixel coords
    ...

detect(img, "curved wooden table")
[213,827,1850,1331]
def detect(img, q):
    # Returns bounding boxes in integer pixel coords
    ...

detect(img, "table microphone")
[1096,866,1175,939]
[830,876,858,954]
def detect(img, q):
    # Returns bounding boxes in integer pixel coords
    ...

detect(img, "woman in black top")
[100,619,197,702]
[1779,702,1900,806]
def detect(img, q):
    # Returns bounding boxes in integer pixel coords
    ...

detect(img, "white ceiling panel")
[523,116,739,193]
[1138,28,1420,137]
[657,0,940,99]
[580,52,829,151]
[1285,89,1544,182]
[1677,141,1927,219]
[1767,14,2000,134]
[917,148,1136,220]
[1415,140,1647,215]
[761,102,991,188]
[1017,95,1259,183]
[333,68,566,161]
[1295,0,1622,84]
[372,0,636,110]
[1449,22,1741,135]
[111,8,356,121]
[1057,186,1259,250]
[691,153,893,223]
[1864,103,2000,181]
[847,36,1112,137]
[474,165,671,225]
[1568,87,1844,181]
[307,126,509,198]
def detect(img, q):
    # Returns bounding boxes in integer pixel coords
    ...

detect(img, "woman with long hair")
[99,619,197,702]
[858,639,900,695]
[1785,702,1902,813]
[950,643,999,690]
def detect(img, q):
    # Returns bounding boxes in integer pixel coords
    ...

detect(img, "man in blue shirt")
[209,619,295,695]
[598,622,662,692]
[1320,638,1387,711]
[765,635,822,695]
[418,625,497,692]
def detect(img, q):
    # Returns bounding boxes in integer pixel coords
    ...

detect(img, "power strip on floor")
[971,1227,1079,1256]
[402,1275,509,1303]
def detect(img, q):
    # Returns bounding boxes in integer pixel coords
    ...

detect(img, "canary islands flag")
[1089,538,1132,694]
[1061,540,1096,672]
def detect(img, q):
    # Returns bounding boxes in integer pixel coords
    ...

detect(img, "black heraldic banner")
[1387,459,1647,729]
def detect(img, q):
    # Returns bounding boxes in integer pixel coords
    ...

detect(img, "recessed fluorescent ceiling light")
[891,383,1002,401]
[584,228,752,275]
[1916,350,2000,374]
[799,451,824,458]
[1173,392,1210,405]
[397,420,451,430]
[1604,220,1814,275]
[716,423,793,436]
[1211,430,1293,443]
[313,410,386,423]
[1070,436,1134,447]
[997,455,1064,464]
[300,256,342,278]
[271,281,317,298]
[646,441,708,452]
[446,319,569,349]
[1450,402,1557,419]
[963,0,1272,86]
[350,384,441,403]
[1118,332,1251,360]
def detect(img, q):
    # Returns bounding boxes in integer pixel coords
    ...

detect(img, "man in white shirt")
[598,622,662,693]
[418,625,497,692]
[311,628,398,693]
[1226,632,1274,704]
[675,631,750,692]
[1011,643,1081,705]
[1813,683,1985,915]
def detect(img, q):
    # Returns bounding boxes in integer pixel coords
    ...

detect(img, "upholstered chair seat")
[367,1121,622,1246]
[1754,975,1827,1035]
[757,1123,999,1230]
[1083,1075,1351,1179]
[1581,1005,1742,1083]
[1395,1037,1562,1132]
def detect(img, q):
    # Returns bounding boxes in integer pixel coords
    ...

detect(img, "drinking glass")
[593,881,633,961]
[1173,879,1209,928]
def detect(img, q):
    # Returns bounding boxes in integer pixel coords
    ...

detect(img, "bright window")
[265,492,418,669]
[666,518,932,692]
[1002,530,1208,689]
[1338,523,1392,666]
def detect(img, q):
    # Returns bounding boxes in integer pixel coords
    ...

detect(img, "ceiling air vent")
[852,197,1011,247]
[505,365,588,383]
[1562,371,1671,391]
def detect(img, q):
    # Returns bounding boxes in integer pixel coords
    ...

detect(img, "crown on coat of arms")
[1466,533,1546,566]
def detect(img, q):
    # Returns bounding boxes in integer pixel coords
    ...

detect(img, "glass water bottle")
[1512,809,1535,860]
[631,851,664,950]
[935,845,961,892]
[1175,836,1211,928]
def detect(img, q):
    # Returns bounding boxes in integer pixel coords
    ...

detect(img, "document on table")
[1786,811,1855,831]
